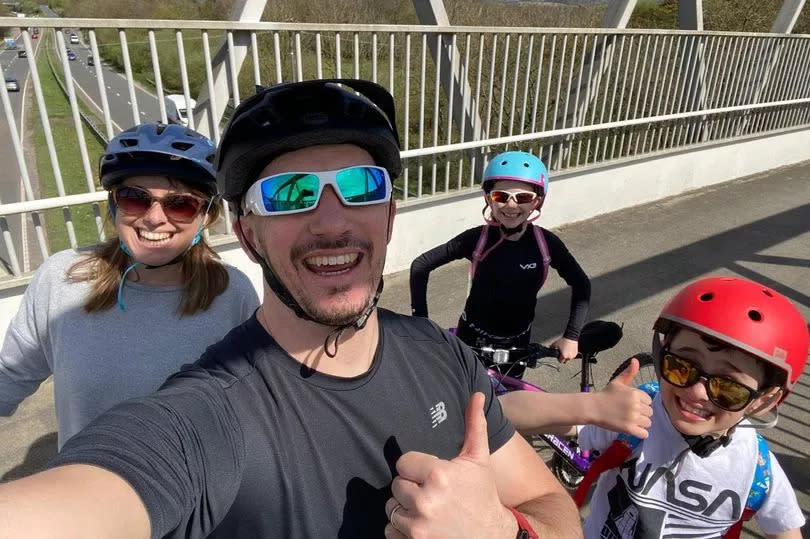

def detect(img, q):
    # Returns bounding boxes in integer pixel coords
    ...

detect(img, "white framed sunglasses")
[243,165,392,216]
[488,189,539,205]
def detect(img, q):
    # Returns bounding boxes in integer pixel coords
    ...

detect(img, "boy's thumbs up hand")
[595,358,654,439]
[385,393,514,538]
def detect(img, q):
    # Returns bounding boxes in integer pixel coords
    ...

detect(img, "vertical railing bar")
[458,32,472,189]
[431,34,442,194]
[445,33,457,192]
[561,34,577,169]
[273,31,283,83]
[472,33,485,186]
[354,32,360,79]
[293,31,303,82]
[250,31,261,86]
[88,30,114,139]
[176,31,196,130]
[227,31,242,106]
[201,31,220,143]
[335,32,342,78]
[418,32,427,199]
[635,34,659,154]
[372,33,378,83]
[627,34,651,154]
[550,34,568,168]
[519,35,535,136]
[403,33,411,200]
[619,34,643,157]
[508,34,523,139]
[696,35,722,144]
[606,34,626,159]
[117,30,140,126]
[578,34,599,162]
[774,38,801,129]
[574,34,589,166]
[485,34,499,145]
[315,33,323,79]
[389,33,395,95]
[530,35,546,134]
[753,38,782,134]
[735,35,764,135]
[778,39,803,130]
[148,30,167,124]
[496,34,511,140]
[788,40,810,127]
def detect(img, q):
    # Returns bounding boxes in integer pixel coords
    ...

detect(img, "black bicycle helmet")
[216,78,402,203]
[100,123,217,195]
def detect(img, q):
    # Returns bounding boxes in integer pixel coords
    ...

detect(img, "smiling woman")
[0,123,259,448]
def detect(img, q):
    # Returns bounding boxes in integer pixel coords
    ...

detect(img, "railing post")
[679,0,708,142]
[411,0,484,181]
[193,0,268,140]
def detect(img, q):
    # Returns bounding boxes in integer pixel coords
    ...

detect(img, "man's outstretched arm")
[0,464,150,538]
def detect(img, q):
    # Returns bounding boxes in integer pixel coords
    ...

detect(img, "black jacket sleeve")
[543,229,591,340]
[409,227,482,318]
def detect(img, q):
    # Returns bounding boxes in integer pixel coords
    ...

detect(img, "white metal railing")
[1,17,810,283]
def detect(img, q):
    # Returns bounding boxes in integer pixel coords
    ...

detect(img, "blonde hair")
[67,188,228,316]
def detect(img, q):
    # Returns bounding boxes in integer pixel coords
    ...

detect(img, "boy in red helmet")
[574,276,808,538]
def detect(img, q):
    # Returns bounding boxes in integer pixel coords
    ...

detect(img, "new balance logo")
[520,262,537,270]
[429,402,447,428]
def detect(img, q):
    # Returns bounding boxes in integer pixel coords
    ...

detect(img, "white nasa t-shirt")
[579,396,804,538]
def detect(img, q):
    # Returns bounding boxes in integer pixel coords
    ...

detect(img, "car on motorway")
[5,77,19,92]
[67,50,77,61]
[17,49,26,58]
[69,33,79,44]
[87,55,94,66]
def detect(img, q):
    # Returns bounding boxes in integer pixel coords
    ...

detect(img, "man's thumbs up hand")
[385,393,513,538]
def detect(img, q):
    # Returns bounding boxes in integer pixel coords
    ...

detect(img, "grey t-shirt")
[0,249,259,447]
[51,309,514,538]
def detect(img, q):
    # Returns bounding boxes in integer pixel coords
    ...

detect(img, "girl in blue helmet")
[0,123,259,449]
[410,150,591,378]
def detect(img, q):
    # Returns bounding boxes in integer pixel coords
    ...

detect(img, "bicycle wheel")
[608,352,656,386]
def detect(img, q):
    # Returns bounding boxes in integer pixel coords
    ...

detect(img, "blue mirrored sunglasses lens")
[336,167,388,204]
[260,173,320,212]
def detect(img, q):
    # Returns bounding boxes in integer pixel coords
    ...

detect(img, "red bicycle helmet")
[653,276,809,401]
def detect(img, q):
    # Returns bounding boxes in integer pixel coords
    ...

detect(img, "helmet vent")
[119,138,139,148]
[762,289,773,297]
[171,142,193,151]
[748,310,763,322]
[699,292,714,302]
[523,162,530,167]
[500,160,508,165]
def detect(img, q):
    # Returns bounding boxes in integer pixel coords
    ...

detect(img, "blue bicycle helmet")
[100,123,217,195]
[482,151,548,196]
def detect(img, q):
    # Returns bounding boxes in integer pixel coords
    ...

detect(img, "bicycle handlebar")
[471,342,562,368]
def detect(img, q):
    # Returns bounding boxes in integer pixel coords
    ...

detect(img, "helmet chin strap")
[235,204,390,358]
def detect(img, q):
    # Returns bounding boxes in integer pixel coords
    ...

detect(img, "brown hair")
[67,190,229,317]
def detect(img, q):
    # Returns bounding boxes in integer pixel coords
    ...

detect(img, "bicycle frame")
[488,368,593,475]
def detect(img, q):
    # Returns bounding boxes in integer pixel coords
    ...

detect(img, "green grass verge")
[30,32,108,253]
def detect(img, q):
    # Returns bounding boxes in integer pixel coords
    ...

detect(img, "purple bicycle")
[463,320,655,488]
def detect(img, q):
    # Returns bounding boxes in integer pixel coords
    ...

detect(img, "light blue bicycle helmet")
[482,151,548,196]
